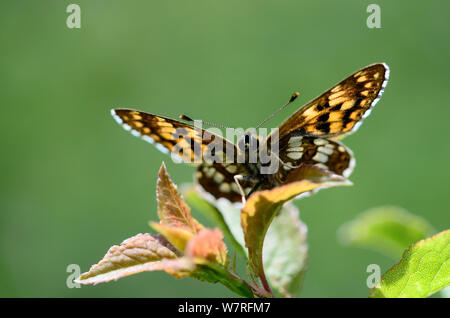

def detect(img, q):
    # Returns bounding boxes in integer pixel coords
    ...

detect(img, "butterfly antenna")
[179,114,232,129]
[255,92,299,128]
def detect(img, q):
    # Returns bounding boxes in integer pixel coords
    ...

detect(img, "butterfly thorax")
[235,131,282,191]
[236,131,279,177]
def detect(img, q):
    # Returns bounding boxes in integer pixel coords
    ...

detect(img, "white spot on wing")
[352,121,362,132]
[170,152,183,164]
[372,97,380,106]
[313,138,328,146]
[340,142,355,178]
[205,167,215,178]
[214,172,225,183]
[219,183,231,193]
[142,135,154,144]
[380,63,389,89]
[131,129,141,137]
[318,146,334,155]
[111,109,123,125]
[288,136,303,145]
[312,152,328,163]
[225,165,237,173]
[362,108,372,119]
[287,152,302,160]
[382,63,390,79]
[287,146,304,152]
[156,143,169,154]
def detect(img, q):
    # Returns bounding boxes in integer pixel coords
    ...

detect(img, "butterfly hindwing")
[196,163,253,203]
[276,134,354,184]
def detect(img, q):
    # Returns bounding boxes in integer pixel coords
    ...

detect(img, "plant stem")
[256,255,274,297]
[259,270,274,297]
[201,262,273,298]
[230,270,272,298]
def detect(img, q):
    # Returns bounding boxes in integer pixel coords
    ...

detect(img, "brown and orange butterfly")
[111,63,389,203]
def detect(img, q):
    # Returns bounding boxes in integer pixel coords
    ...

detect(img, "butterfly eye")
[237,133,258,151]
[244,134,251,146]
[245,134,260,152]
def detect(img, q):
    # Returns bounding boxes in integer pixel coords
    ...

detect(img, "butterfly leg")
[246,181,262,198]
[233,175,259,204]
[233,175,247,204]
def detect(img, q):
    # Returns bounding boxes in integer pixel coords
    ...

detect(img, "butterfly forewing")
[111,109,237,164]
[273,63,389,140]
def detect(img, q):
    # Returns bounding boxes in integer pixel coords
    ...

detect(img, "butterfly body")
[111,63,389,203]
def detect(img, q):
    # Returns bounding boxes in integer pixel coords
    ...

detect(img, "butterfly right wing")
[268,63,389,144]
[111,108,237,164]
[275,134,355,185]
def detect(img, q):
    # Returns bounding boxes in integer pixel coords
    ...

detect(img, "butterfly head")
[235,130,262,166]
[237,130,260,152]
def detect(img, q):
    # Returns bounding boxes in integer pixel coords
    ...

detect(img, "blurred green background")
[0,0,449,297]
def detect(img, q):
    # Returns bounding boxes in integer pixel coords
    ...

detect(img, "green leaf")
[339,206,435,258]
[76,233,191,285]
[370,230,450,298]
[440,286,450,298]
[183,186,246,257]
[241,166,350,291]
[263,204,308,297]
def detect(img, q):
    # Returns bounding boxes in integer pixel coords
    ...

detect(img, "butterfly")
[111,63,390,203]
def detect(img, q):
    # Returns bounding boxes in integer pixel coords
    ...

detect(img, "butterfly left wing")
[271,63,389,142]
[196,163,254,203]
[111,108,237,164]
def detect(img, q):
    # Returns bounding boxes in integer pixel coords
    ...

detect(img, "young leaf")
[241,166,350,291]
[157,163,203,234]
[185,228,228,267]
[370,229,450,298]
[338,206,435,258]
[76,233,192,285]
[183,186,247,258]
[263,204,308,297]
[150,222,193,252]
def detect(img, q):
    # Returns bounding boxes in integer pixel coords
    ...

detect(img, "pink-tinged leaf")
[185,228,228,267]
[157,162,203,234]
[150,222,194,252]
[241,166,350,291]
[76,233,193,285]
